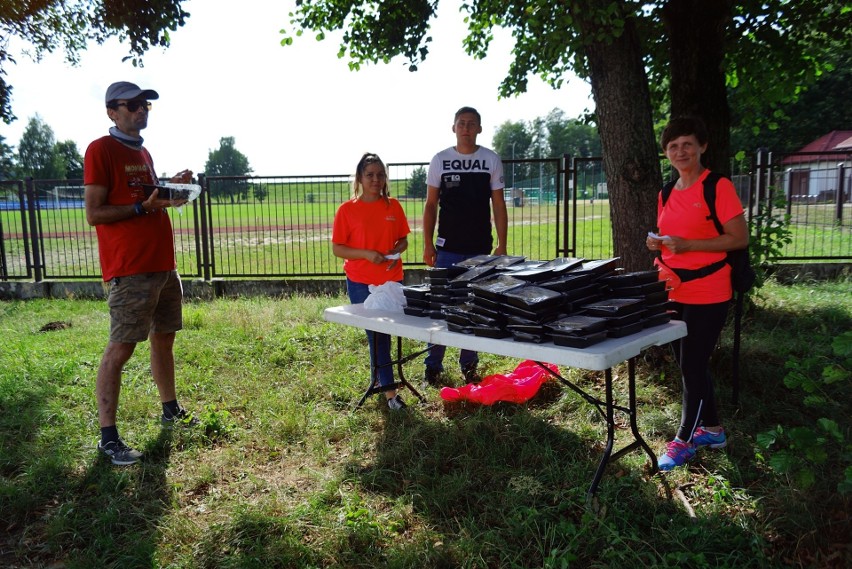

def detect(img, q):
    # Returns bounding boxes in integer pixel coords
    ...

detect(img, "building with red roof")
[779,131,852,201]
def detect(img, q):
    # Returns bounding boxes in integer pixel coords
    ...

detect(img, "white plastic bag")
[363,281,406,312]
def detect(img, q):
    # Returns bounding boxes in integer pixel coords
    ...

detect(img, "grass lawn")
[0,277,850,568]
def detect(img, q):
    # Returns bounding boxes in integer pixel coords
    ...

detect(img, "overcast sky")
[1,0,593,177]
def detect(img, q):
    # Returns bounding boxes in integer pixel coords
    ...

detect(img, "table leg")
[355,335,429,409]
[355,334,382,409]
[540,357,656,497]
[626,357,658,471]
[395,337,427,403]
[587,368,616,499]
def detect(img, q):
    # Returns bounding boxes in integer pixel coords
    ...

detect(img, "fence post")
[753,148,770,250]
[785,168,793,217]
[0,198,6,281]
[25,177,43,282]
[198,173,211,281]
[836,163,846,224]
[558,154,575,258]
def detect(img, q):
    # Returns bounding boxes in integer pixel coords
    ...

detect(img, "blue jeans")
[347,278,396,388]
[424,250,480,372]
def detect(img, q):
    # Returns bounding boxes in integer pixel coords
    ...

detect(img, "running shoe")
[658,439,696,471]
[461,362,479,383]
[387,394,407,411]
[161,407,200,427]
[693,427,727,449]
[98,439,143,466]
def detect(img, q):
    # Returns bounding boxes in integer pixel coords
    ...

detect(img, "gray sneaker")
[161,407,200,427]
[98,439,143,465]
[387,395,407,411]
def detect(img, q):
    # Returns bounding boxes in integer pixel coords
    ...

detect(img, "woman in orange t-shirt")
[332,153,410,410]
[646,116,749,470]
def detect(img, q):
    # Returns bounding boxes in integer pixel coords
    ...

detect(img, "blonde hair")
[352,152,390,203]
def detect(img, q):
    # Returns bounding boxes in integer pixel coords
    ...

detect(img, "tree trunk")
[663,0,733,175]
[581,13,662,272]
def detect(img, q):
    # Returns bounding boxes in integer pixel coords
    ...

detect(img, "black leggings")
[671,301,729,442]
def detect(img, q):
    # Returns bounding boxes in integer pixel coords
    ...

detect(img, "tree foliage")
[284,0,852,270]
[0,0,190,124]
[204,136,253,203]
[54,140,84,179]
[0,134,16,181]
[406,166,427,199]
[492,119,534,188]
[541,109,601,159]
[731,47,852,154]
[17,115,64,179]
[720,2,851,149]
[493,109,602,189]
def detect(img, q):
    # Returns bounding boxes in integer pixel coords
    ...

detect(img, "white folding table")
[323,303,687,498]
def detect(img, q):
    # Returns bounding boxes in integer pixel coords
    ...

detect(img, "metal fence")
[1,151,849,282]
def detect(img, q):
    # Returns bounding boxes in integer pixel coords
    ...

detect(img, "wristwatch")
[134,201,147,216]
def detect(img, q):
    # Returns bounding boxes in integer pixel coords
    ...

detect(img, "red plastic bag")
[439,359,558,405]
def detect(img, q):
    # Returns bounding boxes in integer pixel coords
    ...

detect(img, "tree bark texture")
[581,14,662,272]
[663,0,733,175]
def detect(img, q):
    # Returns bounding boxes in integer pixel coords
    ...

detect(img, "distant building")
[780,131,852,202]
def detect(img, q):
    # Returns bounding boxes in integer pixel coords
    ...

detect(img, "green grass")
[1,276,850,568]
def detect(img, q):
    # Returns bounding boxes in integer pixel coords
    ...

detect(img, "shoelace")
[666,440,692,455]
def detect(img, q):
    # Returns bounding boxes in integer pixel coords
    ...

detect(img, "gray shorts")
[107,270,183,343]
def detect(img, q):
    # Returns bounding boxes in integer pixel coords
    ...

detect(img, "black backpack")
[661,171,754,404]
[661,171,755,293]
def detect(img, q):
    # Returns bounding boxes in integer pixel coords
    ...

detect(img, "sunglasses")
[111,101,152,112]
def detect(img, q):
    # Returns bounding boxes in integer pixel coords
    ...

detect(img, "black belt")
[670,259,727,283]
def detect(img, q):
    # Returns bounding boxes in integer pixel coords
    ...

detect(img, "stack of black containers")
[401,255,673,349]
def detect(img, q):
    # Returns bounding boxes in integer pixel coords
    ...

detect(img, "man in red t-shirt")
[84,81,196,465]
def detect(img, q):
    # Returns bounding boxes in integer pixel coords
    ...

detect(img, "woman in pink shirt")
[647,116,749,470]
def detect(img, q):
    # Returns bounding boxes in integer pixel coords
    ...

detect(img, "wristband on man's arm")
[134,201,147,216]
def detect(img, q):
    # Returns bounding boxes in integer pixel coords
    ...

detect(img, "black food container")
[468,274,527,301]
[506,313,562,326]
[470,302,502,319]
[606,321,644,338]
[538,272,595,292]
[641,311,674,328]
[502,285,565,312]
[449,265,498,287]
[598,270,659,287]
[570,257,620,278]
[472,326,511,339]
[546,315,609,336]
[402,284,430,300]
[454,254,502,268]
[579,297,645,317]
[447,321,475,334]
[504,267,557,282]
[428,266,468,279]
[489,255,527,268]
[551,330,608,348]
[405,297,430,309]
[606,280,667,297]
[538,257,586,273]
[510,330,549,343]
